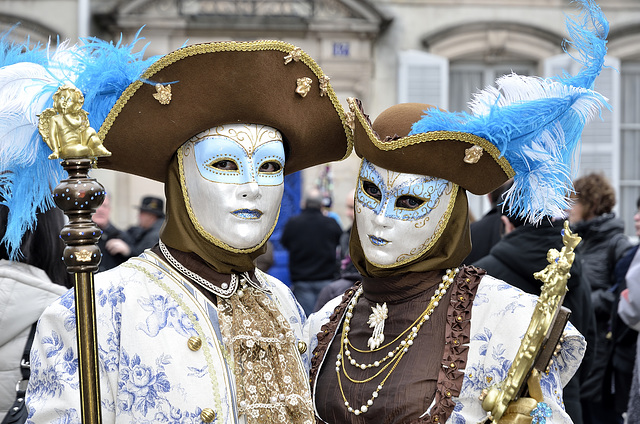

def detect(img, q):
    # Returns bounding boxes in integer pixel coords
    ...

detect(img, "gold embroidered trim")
[177,147,279,254]
[349,98,514,178]
[368,183,459,269]
[98,40,353,162]
[123,260,225,420]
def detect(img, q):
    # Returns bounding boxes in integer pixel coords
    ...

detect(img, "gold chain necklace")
[336,268,458,416]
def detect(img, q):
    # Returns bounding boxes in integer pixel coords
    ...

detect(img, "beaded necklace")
[336,268,458,416]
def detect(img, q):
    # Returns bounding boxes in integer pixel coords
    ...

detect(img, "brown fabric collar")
[361,270,442,303]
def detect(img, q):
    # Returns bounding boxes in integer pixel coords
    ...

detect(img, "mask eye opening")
[206,157,240,173]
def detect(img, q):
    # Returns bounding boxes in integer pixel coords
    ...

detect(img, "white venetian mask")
[180,124,285,251]
[355,159,458,267]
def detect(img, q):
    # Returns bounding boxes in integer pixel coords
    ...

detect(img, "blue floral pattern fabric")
[26,251,307,423]
[305,274,585,423]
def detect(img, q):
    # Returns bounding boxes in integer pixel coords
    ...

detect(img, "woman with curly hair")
[568,172,633,424]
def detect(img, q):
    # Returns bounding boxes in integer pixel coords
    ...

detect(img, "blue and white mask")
[355,159,458,267]
[180,124,285,251]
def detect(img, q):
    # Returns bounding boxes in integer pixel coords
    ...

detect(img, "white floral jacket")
[304,274,586,424]
[26,252,308,424]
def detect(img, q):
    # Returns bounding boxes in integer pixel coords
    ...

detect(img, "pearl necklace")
[336,268,458,416]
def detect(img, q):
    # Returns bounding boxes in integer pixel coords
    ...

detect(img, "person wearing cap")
[305,1,609,422]
[14,40,351,423]
[104,195,166,260]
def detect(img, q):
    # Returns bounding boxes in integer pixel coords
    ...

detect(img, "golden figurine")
[319,75,330,96]
[284,46,303,64]
[463,145,484,164]
[296,77,312,97]
[482,221,581,423]
[38,85,112,160]
[153,83,172,105]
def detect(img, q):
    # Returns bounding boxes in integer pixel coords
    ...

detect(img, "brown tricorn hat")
[97,41,353,181]
[347,99,514,195]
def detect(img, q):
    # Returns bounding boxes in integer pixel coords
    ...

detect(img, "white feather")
[0,62,58,169]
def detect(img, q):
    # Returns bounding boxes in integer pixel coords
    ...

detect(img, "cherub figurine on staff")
[39,84,111,160]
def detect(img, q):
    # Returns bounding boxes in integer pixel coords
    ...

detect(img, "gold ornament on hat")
[284,47,303,64]
[153,84,172,105]
[296,77,312,97]
[319,75,330,96]
[38,84,112,160]
[463,145,484,164]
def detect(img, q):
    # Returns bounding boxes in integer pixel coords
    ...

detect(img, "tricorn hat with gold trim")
[0,33,352,258]
[348,0,609,224]
[96,41,352,182]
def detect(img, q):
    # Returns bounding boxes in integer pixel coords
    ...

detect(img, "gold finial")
[319,75,330,96]
[38,84,111,160]
[482,221,580,422]
[296,77,312,97]
[463,145,484,164]
[153,84,172,105]
[284,47,303,65]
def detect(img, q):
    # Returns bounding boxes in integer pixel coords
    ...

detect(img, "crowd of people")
[1,0,639,423]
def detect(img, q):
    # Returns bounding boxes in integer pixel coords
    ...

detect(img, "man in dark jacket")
[104,196,166,259]
[474,216,596,424]
[281,192,343,315]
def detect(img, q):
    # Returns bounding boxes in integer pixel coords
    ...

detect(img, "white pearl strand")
[336,268,458,416]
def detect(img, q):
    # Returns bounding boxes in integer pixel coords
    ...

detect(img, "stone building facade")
[1,0,639,279]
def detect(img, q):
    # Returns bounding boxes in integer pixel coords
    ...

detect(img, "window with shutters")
[619,61,640,237]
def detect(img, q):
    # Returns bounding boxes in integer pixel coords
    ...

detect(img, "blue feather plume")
[0,29,159,259]
[409,0,609,223]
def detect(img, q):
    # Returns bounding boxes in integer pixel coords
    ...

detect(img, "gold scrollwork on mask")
[296,77,312,97]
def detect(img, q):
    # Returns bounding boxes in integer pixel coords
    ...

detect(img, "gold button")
[434,416,439,422]
[458,296,465,301]
[188,336,202,351]
[450,362,456,368]
[446,391,452,397]
[200,408,216,422]
[453,339,460,346]
[298,341,307,354]
[456,316,463,322]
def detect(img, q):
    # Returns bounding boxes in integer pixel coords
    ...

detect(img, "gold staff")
[38,84,112,424]
[481,220,581,423]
